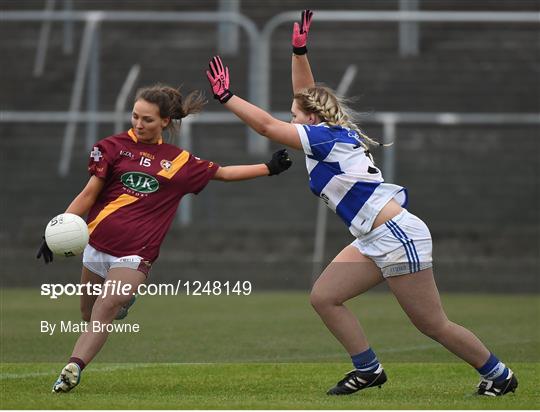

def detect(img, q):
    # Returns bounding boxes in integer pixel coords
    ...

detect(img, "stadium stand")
[1,0,538,291]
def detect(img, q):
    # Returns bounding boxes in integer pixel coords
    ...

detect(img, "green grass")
[1,289,539,408]
[1,362,538,409]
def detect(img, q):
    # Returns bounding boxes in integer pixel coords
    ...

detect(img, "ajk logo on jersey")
[121,172,159,193]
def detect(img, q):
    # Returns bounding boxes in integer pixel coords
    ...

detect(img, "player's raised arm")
[206,56,303,150]
[292,9,315,94]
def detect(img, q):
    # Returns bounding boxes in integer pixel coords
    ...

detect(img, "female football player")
[204,10,517,397]
[37,84,292,393]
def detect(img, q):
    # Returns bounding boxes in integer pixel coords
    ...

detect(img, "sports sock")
[69,357,86,371]
[351,347,380,373]
[477,353,509,382]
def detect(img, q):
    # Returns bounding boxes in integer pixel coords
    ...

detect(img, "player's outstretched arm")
[292,9,315,93]
[213,149,292,181]
[65,175,105,217]
[206,56,302,150]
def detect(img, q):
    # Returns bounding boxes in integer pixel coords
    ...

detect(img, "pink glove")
[292,9,313,55]
[206,56,233,104]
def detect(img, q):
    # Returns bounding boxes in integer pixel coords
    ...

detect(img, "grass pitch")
[1,289,539,409]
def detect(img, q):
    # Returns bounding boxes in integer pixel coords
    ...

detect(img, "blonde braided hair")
[294,86,389,162]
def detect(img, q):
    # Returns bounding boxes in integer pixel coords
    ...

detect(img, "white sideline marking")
[0,364,154,380]
[0,362,222,380]
[2,338,536,379]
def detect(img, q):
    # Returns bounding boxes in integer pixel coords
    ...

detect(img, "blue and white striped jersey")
[295,123,408,237]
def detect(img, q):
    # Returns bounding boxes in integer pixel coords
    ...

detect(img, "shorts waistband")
[358,209,409,244]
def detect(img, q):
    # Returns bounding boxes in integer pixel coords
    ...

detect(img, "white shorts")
[351,209,433,277]
[82,244,151,279]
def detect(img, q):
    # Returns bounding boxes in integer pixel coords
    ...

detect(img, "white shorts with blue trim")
[351,209,433,277]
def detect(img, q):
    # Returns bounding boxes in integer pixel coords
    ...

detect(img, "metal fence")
[2,8,539,171]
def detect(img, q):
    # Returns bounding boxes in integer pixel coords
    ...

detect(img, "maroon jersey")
[86,129,219,261]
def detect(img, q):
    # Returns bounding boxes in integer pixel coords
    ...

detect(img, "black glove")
[36,236,53,264]
[266,149,293,176]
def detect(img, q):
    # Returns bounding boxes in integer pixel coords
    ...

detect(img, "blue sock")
[477,353,509,382]
[351,348,380,373]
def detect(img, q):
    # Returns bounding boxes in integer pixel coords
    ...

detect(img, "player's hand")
[292,9,313,55]
[206,56,234,104]
[36,236,53,264]
[266,149,293,176]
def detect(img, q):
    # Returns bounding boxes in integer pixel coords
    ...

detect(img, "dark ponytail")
[135,83,207,134]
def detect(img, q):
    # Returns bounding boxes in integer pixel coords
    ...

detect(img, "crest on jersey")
[160,159,172,171]
[90,147,103,162]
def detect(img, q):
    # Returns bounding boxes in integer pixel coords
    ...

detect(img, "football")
[45,213,89,257]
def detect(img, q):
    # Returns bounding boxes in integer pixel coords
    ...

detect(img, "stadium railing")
[258,9,540,148]
[3,8,539,173]
[33,0,74,78]
[2,10,262,175]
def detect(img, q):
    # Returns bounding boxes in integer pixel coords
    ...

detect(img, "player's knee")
[310,289,341,312]
[309,289,324,311]
[92,295,124,318]
[103,298,123,314]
